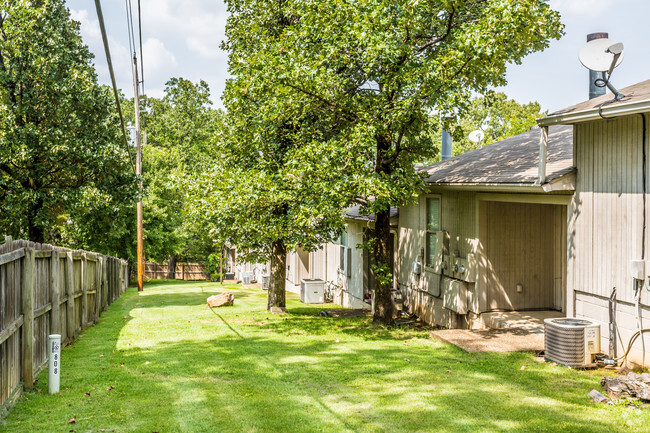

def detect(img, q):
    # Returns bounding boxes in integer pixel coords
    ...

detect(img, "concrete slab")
[481,310,564,333]
[430,328,545,353]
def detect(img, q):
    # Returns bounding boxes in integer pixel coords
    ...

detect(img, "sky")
[67,0,650,113]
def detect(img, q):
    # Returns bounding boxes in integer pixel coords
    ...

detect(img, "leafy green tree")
[188,5,356,309]
[141,78,221,273]
[451,92,546,156]
[0,1,136,246]
[223,0,563,323]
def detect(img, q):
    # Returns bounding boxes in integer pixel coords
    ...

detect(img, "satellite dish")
[578,38,624,73]
[469,130,485,144]
[578,37,625,101]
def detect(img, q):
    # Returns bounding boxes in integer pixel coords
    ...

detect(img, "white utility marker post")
[48,334,61,394]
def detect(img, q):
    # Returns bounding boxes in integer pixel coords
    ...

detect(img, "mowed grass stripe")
[1,280,647,432]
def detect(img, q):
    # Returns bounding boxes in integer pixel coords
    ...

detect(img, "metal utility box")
[430,231,450,274]
[300,279,325,304]
[443,280,468,314]
[452,253,476,283]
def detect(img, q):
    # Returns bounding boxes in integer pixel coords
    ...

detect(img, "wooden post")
[182,263,185,281]
[66,252,75,340]
[22,247,35,390]
[95,255,101,322]
[50,250,60,335]
[81,253,87,327]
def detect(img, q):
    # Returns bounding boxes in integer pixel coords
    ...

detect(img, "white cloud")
[142,0,227,59]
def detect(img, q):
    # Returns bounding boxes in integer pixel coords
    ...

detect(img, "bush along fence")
[0,236,128,415]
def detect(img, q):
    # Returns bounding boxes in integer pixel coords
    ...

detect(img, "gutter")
[538,100,650,126]
[426,172,575,194]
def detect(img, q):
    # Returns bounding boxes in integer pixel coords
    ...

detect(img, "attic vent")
[544,318,601,368]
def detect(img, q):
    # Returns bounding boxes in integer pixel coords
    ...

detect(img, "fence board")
[0,238,128,414]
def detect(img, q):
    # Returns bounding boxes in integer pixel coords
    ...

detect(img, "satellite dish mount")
[579,38,625,101]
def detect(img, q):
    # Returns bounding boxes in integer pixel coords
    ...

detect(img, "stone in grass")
[207,293,234,308]
[588,389,610,404]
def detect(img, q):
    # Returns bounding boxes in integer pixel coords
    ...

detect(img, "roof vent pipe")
[441,129,452,161]
[587,32,608,99]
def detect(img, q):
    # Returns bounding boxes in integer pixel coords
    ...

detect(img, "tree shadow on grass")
[96,331,630,433]
[5,285,645,433]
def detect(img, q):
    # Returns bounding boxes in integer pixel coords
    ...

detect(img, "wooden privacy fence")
[0,236,128,413]
[144,262,208,280]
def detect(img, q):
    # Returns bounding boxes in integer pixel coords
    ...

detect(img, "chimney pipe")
[587,32,608,99]
[441,129,452,161]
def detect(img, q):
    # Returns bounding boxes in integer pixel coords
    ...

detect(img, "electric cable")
[137,0,145,97]
[93,0,135,174]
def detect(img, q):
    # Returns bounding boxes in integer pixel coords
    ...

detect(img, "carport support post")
[537,125,548,185]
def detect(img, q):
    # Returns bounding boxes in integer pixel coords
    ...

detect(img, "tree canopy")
[0,0,136,251]
[221,0,564,322]
[140,78,222,264]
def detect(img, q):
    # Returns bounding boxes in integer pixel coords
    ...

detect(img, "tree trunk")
[167,254,177,279]
[268,239,287,310]
[27,195,45,243]
[372,133,394,324]
[372,207,394,324]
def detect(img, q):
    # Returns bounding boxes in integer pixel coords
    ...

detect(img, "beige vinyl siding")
[570,114,650,366]
[572,116,648,306]
[482,201,558,311]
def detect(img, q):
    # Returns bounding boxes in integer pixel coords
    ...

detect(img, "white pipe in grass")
[48,334,61,394]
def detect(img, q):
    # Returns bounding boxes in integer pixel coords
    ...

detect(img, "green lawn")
[1,281,647,432]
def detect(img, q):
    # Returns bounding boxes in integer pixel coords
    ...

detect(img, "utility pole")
[133,54,144,292]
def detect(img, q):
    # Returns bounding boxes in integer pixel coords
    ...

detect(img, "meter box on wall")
[452,253,476,283]
[428,230,449,274]
[443,280,468,314]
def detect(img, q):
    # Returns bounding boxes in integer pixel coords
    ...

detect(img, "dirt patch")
[320,309,371,318]
[430,328,544,353]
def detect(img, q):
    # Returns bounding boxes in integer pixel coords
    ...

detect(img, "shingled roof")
[540,79,650,126]
[344,205,398,222]
[422,125,574,186]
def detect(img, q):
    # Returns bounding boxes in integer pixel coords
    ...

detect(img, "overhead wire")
[137,0,145,97]
[93,0,135,174]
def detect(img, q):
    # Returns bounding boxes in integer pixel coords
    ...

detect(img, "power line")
[93,0,135,174]
[137,0,145,97]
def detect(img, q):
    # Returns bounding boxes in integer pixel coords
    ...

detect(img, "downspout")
[536,126,548,185]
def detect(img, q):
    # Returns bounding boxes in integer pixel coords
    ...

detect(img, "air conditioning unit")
[242,271,253,284]
[544,318,601,368]
[300,279,325,304]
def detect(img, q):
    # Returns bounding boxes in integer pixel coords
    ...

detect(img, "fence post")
[22,247,35,390]
[50,250,60,335]
[102,256,108,310]
[94,256,101,322]
[66,252,75,341]
[81,252,87,327]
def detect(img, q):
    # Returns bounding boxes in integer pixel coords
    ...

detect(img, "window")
[425,198,440,266]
